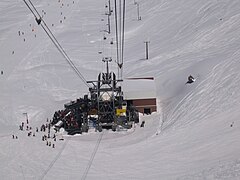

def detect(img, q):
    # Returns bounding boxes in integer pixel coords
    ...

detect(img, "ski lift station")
[123,77,157,115]
[22,0,158,134]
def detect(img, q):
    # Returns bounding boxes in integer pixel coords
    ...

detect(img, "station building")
[123,77,157,115]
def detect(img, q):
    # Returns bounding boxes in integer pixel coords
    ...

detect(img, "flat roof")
[122,78,156,100]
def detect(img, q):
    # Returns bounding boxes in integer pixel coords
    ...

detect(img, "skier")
[140,121,145,128]
[41,124,46,132]
[186,75,195,84]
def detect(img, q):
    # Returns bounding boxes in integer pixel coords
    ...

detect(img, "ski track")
[81,132,104,180]
[178,159,240,180]
[2,0,240,179]
[39,137,70,180]
[161,56,234,132]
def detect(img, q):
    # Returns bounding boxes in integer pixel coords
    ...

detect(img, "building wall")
[128,98,157,114]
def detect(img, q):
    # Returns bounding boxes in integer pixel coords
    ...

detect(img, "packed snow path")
[39,137,70,180]
[81,132,104,180]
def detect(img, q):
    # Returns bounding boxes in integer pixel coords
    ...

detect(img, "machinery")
[24,0,134,135]
[52,58,139,134]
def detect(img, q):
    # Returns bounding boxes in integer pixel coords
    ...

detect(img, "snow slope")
[1,0,240,179]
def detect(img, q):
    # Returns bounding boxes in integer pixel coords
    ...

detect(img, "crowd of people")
[14,115,63,149]
[52,108,81,131]
[10,0,84,142]
[10,0,76,66]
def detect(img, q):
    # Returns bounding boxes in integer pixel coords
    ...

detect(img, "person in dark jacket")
[186,75,195,84]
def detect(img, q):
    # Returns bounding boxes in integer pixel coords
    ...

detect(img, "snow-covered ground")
[1,0,240,179]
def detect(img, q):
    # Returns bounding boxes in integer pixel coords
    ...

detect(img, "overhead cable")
[114,0,126,80]
[22,0,90,88]
[114,0,120,77]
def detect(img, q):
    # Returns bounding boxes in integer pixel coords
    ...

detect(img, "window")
[144,108,151,115]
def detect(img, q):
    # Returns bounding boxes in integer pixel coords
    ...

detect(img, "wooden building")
[123,77,157,114]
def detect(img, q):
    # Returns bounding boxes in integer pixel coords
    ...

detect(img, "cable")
[29,0,89,87]
[23,0,37,17]
[114,0,120,78]
[113,0,126,80]
[121,0,126,79]
[119,0,122,68]
[40,23,90,87]
[22,0,90,88]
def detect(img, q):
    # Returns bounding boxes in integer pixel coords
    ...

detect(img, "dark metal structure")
[50,0,138,135]
[52,58,139,134]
